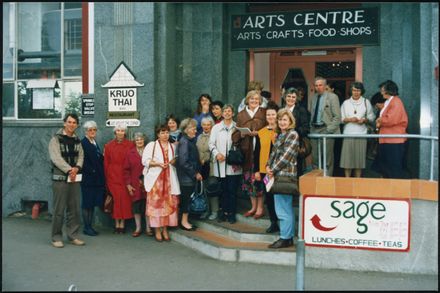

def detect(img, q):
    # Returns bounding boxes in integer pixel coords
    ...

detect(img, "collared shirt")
[245,106,259,119]
[380,96,394,117]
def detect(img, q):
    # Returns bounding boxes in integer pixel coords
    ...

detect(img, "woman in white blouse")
[340,82,376,177]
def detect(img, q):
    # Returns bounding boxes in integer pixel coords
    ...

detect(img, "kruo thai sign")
[231,7,379,50]
[303,195,410,252]
[102,61,144,127]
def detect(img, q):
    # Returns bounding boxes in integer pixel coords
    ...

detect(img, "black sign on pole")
[231,7,380,50]
[81,94,95,116]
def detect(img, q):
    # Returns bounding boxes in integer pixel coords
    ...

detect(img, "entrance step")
[169,219,296,266]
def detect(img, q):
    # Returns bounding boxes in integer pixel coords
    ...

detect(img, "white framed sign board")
[302,195,410,252]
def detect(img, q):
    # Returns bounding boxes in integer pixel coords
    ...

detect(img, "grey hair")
[134,132,146,141]
[222,104,235,113]
[113,122,127,133]
[83,120,98,131]
[179,118,198,132]
[314,76,327,85]
[201,116,214,126]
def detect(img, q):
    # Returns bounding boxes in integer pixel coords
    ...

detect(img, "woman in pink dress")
[104,123,135,233]
[142,124,180,242]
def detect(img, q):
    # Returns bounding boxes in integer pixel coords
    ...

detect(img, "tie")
[312,94,322,124]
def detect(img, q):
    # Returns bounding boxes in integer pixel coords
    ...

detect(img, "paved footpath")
[2,217,437,291]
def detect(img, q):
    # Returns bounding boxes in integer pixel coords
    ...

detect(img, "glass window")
[63,81,83,116]
[3,3,13,79]
[64,5,82,77]
[2,83,15,117]
[17,3,62,79]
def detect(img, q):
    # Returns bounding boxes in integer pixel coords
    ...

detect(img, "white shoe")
[208,213,217,220]
[52,241,64,248]
[70,238,85,246]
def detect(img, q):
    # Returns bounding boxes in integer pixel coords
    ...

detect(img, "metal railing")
[308,133,438,180]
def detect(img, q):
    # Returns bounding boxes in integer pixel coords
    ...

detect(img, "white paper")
[264,175,274,192]
[235,127,252,134]
[67,174,82,183]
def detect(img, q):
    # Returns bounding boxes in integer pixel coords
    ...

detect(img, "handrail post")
[323,137,327,177]
[295,193,305,290]
[430,138,435,181]
[318,139,322,170]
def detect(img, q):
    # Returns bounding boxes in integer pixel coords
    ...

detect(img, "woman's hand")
[126,184,135,196]
[195,173,203,181]
[255,172,261,181]
[266,166,273,177]
[216,153,225,162]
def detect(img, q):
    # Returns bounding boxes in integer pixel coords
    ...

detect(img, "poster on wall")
[32,88,54,110]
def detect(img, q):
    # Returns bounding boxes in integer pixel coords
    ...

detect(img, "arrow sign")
[310,214,337,232]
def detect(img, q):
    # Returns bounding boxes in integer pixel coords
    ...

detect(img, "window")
[3,2,83,120]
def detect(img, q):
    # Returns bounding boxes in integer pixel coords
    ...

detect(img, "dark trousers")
[265,190,278,224]
[378,143,405,179]
[179,184,194,214]
[219,175,241,216]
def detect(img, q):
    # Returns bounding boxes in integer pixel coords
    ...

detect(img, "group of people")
[48,77,408,250]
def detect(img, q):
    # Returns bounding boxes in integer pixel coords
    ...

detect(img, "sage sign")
[231,7,379,50]
[302,195,410,252]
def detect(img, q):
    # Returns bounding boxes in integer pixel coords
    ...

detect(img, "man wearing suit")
[310,77,341,176]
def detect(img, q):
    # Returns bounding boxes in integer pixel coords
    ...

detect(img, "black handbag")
[226,144,244,165]
[189,181,208,214]
[205,161,222,197]
[271,175,299,196]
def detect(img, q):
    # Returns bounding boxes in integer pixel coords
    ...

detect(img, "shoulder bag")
[226,143,244,165]
[189,181,208,214]
[271,175,299,196]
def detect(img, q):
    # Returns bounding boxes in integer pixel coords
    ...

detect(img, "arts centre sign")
[231,7,379,50]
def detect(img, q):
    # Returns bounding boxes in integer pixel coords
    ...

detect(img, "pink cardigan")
[123,147,147,202]
[379,96,408,144]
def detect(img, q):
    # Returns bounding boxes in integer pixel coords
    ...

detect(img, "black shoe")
[268,238,293,249]
[180,224,196,231]
[266,223,280,234]
[217,213,226,223]
[228,215,236,224]
[90,227,99,235]
[83,227,97,236]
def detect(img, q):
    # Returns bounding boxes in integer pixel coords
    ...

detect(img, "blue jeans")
[274,194,295,240]
[219,175,241,217]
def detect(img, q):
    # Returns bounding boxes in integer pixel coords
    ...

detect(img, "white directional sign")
[108,88,137,112]
[303,195,410,252]
[106,119,140,127]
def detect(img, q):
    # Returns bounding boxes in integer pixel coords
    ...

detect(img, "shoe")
[162,232,171,242]
[217,213,226,223]
[154,232,163,242]
[228,216,237,224]
[113,227,119,234]
[253,212,264,219]
[52,241,64,248]
[266,223,280,234]
[83,227,97,236]
[70,239,85,246]
[208,213,217,220]
[132,231,141,237]
[90,227,99,235]
[145,230,154,237]
[120,227,126,234]
[243,210,256,217]
[180,224,196,231]
[268,238,293,249]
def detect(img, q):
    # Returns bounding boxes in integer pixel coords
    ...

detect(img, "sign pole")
[295,193,305,291]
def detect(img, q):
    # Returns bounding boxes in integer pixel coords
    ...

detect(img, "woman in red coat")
[104,123,135,233]
[123,132,152,237]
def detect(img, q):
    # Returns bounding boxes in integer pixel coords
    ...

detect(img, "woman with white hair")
[123,132,152,237]
[104,122,135,233]
[80,121,105,236]
[176,118,203,230]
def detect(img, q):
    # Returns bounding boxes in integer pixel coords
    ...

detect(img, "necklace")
[350,97,362,115]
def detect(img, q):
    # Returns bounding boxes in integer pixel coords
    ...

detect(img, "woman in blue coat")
[80,121,105,236]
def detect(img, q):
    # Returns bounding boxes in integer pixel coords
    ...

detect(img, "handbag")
[189,181,208,214]
[103,191,113,213]
[364,98,378,160]
[205,161,222,197]
[271,175,299,196]
[226,144,244,165]
[298,136,312,158]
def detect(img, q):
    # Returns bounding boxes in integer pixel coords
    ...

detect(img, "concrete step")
[169,226,296,266]
[191,218,279,243]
